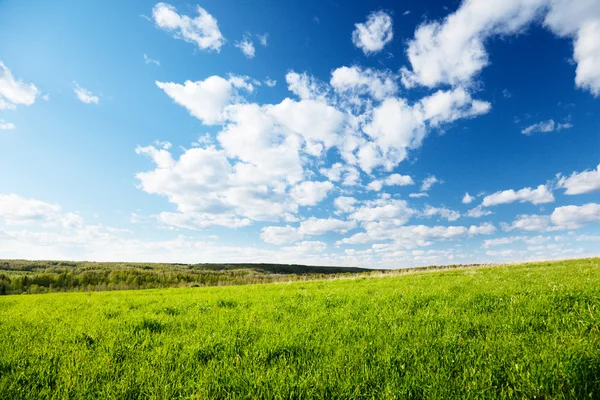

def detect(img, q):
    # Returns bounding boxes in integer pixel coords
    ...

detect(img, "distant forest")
[0,259,375,295]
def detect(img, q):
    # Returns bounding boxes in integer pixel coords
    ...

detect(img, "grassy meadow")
[0,258,599,399]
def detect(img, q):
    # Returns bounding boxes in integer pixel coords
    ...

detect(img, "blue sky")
[0,0,599,267]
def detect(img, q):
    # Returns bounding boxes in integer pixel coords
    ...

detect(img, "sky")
[0,0,599,268]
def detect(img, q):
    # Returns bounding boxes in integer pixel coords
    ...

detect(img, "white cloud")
[235,35,256,58]
[0,61,39,109]
[152,2,225,52]
[366,174,413,192]
[482,184,554,207]
[73,82,99,104]
[260,225,304,245]
[319,163,360,186]
[144,53,160,66]
[557,163,600,194]
[334,197,358,213]
[0,120,15,130]
[550,203,600,229]
[299,217,356,235]
[157,212,251,230]
[352,11,394,55]
[400,0,547,88]
[503,203,600,232]
[576,234,600,241]
[289,181,334,206]
[521,119,573,135]
[420,87,491,126]
[386,173,415,186]
[330,66,398,100]
[422,205,461,221]
[285,71,327,101]
[0,194,83,228]
[420,176,439,192]
[350,198,415,225]
[136,144,299,226]
[409,192,429,198]
[502,214,553,232]
[400,0,600,96]
[264,78,277,87]
[339,222,495,246]
[462,192,474,204]
[544,1,600,96]
[260,217,355,245]
[466,205,493,218]
[156,75,253,124]
[282,241,327,253]
[483,236,525,248]
[367,180,384,192]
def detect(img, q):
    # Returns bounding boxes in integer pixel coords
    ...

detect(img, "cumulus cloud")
[557,163,600,194]
[152,2,225,52]
[502,203,600,232]
[462,192,474,204]
[156,75,254,124]
[135,144,300,227]
[400,0,600,96]
[521,119,573,135]
[482,184,554,207]
[0,61,39,109]
[550,203,600,229]
[400,0,547,88]
[73,82,99,104]
[352,11,394,55]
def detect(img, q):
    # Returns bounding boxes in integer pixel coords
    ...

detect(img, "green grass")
[0,258,599,399]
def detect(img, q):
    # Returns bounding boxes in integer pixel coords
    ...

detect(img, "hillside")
[0,258,599,398]
[0,259,377,295]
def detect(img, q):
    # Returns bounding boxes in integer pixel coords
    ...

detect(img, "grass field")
[0,258,599,399]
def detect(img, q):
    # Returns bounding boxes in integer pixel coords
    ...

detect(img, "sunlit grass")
[0,258,599,398]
